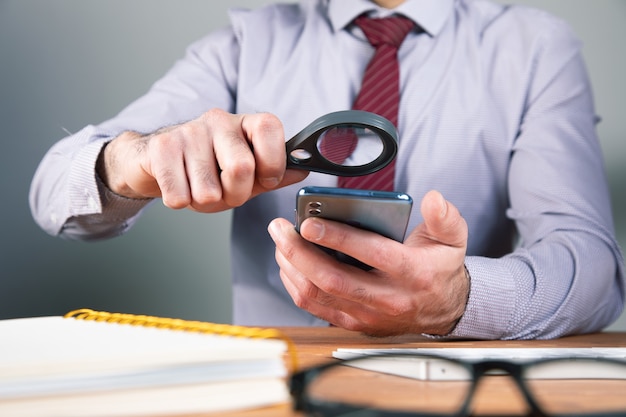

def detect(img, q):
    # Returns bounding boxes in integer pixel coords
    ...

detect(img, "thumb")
[278,169,310,188]
[251,169,309,199]
[406,190,467,249]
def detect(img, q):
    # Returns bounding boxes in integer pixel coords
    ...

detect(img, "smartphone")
[295,186,413,270]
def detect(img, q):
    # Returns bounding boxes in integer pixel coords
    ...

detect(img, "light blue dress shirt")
[29,0,625,339]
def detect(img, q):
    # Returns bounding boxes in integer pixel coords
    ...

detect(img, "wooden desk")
[221,329,626,416]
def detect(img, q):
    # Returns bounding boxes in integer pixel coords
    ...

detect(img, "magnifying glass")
[286,110,397,177]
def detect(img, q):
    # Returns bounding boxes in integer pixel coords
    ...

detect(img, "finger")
[185,155,222,211]
[269,217,338,275]
[269,217,422,335]
[298,216,408,276]
[177,122,223,211]
[274,248,331,310]
[276,246,404,335]
[268,217,355,296]
[207,111,256,207]
[146,130,191,209]
[249,168,309,199]
[273,217,394,303]
[268,218,344,317]
[187,168,310,213]
[274,245,370,329]
[240,113,287,189]
[406,190,467,249]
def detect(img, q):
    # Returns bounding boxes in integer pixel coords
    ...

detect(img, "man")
[30,0,624,339]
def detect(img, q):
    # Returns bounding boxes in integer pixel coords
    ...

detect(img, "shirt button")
[87,195,97,210]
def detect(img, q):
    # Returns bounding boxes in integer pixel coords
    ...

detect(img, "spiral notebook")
[0,309,296,417]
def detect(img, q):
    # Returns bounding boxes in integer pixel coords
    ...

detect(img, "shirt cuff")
[446,256,517,339]
[68,137,151,220]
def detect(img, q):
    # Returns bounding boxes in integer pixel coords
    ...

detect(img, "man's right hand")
[96,109,309,213]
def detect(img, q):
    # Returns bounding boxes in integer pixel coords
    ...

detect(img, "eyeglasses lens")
[306,356,472,415]
[525,359,626,415]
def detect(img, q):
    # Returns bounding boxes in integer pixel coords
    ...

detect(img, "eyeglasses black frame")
[289,352,626,417]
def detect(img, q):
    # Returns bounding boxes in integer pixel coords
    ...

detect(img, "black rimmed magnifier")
[286,110,398,177]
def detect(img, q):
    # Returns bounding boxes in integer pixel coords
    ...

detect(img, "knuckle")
[374,240,411,274]
[317,222,350,249]
[252,112,282,135]
[341,311,379,335]
[316,270,344,295]
[148,132,176,154]
[162,193,190,209]
[317,292,336,307]
[353,317,375,332]
[222,193,249,209]
[200,108,229,124]
[225,155,256,180]
[351,286,373,304]
[177,123,200,141]
[290,292,307,309]
[147,129,188,159]
[317,269,362,302]
[291,283,317,310]
[371,240,395,266]
[193,189,222,207]
[279,238,298,263]
[301,281,321,301]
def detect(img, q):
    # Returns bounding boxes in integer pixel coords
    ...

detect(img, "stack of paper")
[0,315,290,417]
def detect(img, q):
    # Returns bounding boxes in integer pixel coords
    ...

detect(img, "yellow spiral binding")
[64,308,298,371]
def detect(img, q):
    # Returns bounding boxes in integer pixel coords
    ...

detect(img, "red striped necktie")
[337,15,415,191]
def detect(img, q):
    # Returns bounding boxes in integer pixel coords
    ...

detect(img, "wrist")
[449,264,471,331]
[438,264,471,336]
[96,133,147,200]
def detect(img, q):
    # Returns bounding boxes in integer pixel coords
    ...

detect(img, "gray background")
[1,1,625,331]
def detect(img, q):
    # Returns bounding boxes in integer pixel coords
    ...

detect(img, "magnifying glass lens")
[285,111,397,176]
[317,125,384,167]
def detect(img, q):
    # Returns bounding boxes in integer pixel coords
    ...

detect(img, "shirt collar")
[327,0,454,37]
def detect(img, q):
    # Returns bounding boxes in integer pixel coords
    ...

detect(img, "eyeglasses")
[289,352,626,416]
